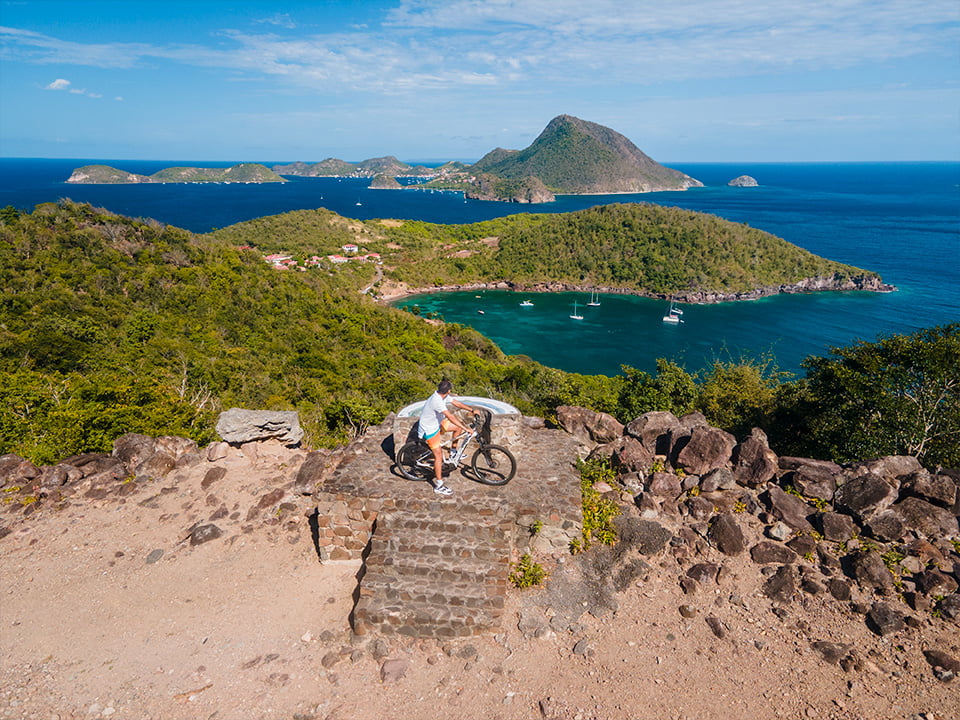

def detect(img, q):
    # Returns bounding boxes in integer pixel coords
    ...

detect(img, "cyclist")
[418,380,480,495]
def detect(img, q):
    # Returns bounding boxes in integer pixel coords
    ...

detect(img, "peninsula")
[65,163,287,184]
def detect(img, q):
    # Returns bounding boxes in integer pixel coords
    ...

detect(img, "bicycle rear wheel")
[471,444,516,485]
[396,441,433,481]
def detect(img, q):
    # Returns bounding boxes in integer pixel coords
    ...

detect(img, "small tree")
[772,324,960,467]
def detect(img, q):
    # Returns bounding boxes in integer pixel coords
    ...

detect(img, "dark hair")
[437,379,453,394]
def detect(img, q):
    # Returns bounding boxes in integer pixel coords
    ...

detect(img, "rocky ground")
[1,412,958,720]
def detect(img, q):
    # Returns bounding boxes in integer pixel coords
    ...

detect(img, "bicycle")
[395,415,517,486]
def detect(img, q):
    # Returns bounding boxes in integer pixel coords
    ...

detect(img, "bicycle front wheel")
[396,441,433,481]
[471,444,516,486]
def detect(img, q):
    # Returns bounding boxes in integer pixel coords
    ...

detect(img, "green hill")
[469,115,702,194]
[66,163,286,184]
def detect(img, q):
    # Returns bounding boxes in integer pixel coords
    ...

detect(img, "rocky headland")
[377,272,896,305]
[1,404,957,719]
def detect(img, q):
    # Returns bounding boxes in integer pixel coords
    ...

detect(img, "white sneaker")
[433,483,453,496]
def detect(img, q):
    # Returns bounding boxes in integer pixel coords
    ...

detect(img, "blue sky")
[1,0,957,162]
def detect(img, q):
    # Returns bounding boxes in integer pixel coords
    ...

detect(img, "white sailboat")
[662,299,683,324]
[519,299,534,307]
[570,301,584,320]
[587,290,601,307]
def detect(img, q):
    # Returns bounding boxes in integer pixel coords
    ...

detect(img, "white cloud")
[5,1,960,96]
[254,13,297,30]
[44,77,103,98]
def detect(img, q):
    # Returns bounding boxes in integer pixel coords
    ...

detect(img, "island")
[369,173,403,190]
[272,114,703,203]
[65,163,287,184]
[728,175,759,187]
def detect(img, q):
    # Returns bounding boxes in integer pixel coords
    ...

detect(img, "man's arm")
[441,408,471,433]
[450,398,481,415]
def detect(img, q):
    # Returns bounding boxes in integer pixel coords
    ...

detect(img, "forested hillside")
[0,202,603,462]
[2,201,954,469]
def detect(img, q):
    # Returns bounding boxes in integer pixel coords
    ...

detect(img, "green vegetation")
[768,324,960,468]
[67,163,286,184]
[1,200,954,474]
[316,202,870,297]
[570,458,621,554]
[509,553,549,589]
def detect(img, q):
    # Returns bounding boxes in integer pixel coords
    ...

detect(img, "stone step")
[358,571,505,609]
[354,505,514,638]
[373,553,510,587]
[382,513,509,541]
[367,532,509,566]
[354,598,505,638]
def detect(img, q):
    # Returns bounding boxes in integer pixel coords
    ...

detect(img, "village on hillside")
[250,243,382,271]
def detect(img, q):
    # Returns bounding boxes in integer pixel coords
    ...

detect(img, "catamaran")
[662,299,683,324]
[519,299,534,307]
[587,290,601,307]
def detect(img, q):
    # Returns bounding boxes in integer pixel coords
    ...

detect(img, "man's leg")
[431,445,444,486]
[427,435,453,495]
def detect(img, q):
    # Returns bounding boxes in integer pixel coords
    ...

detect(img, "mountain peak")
[472,115,701,194]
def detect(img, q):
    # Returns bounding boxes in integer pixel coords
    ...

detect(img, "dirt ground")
[1,443,958,720]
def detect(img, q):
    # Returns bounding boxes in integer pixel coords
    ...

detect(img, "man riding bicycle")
[418,380,480,495]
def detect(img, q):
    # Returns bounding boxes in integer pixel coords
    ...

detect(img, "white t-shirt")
[418,391,450,437]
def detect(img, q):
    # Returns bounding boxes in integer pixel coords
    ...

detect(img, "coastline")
[377,274,896,306]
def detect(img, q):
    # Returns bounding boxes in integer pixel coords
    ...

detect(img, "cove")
[394,288,911,378]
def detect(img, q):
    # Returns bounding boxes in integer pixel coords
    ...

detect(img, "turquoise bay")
[395,289,909,377]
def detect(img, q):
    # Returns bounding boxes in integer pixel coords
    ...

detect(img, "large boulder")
[732,428,778,488]
[785,464,837,502]
[902,470,957,508]
[556,406,624,445]
[672,426,736,476]
[763,486,815,532]
[850,550,896,594]
[611,436,655,473]
[779,456,843,475]
[216,408,304,446]
[707,514,746,555]
[834,473,899,523]
[850,455,922,482]
[112,433,158,470]
[292,449,335,495]
[624,411,680,455]
[888,497,959,539]
[0,454,40,487]
[818,512,857,542]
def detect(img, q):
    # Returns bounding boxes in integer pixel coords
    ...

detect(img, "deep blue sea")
[1,158,957,376]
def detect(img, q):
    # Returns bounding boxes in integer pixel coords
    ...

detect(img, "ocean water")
[1,158,957,376]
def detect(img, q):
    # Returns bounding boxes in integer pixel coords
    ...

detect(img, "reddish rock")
[624,411,680,455]
[818,512,857,542]
[556,406,624,445]
[902,470,957,508]
[764,486,815,532]
[732,429,778,488]
[648,472,681,498]
[673,426,736,476]
[750,541,798,564]
[611,437,654,474]
[834,474,898,523]
[708,514,746,556]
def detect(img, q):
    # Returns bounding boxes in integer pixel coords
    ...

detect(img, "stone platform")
[308,413,584,638]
